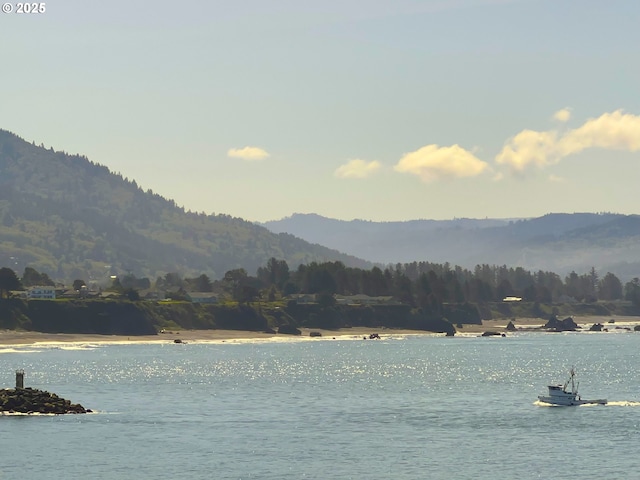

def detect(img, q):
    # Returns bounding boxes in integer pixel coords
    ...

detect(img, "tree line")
[3,259,640,309]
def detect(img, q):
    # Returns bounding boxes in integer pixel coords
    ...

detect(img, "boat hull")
[538,395,607,406]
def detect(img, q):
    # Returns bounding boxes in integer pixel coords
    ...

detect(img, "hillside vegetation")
[0,130,369,283]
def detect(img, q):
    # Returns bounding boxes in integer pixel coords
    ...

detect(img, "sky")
[2,0,640,222]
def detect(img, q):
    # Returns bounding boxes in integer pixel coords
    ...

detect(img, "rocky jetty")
[0,387,89,414]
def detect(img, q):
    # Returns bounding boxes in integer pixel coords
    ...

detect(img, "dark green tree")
[0,267,22,297]
[624,278,640,306]
[257,258,290,290]
[496,279,514,301]
[416,273,432,310]
[186,274,213,292]
[598,272,623,300]
[317,291,336,308]
[21,267,55,287]
[564,271,583,301]
[123,287,140,301]
[223,268,249,300]
[237,285,260,304]
[392,269,414,306]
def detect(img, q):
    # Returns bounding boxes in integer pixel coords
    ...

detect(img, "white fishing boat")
[538,367,607,406]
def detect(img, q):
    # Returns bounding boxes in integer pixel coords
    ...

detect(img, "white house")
[28,286,56,299]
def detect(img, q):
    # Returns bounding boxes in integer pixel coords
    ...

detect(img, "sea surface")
[1,328,640,480]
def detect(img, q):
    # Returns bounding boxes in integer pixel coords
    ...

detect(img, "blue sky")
[2,0,640,221]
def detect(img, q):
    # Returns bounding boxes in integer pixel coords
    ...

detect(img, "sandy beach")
[0,327,432,346]
[1,316,638,346]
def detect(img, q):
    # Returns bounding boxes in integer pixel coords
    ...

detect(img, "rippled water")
[1,331,640,479]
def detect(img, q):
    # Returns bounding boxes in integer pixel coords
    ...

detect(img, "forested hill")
[0,130,370,283]
[263,212,640,280]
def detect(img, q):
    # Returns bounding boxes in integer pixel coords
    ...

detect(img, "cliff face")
[26,300,158,335]
[0,299,157,335]
[2,298,637,337]
[0,298,455,335]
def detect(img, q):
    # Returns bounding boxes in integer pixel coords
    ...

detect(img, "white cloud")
[334,159,382,179]
[495,110,640,173]
[558,110,640,154]
[495,129,559,172]
[227,146,270,161]
[553,108,572,123]
[394,144,488,182]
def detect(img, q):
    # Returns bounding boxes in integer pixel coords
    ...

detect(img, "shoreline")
[0,316,637,347]
[0,327,430,347]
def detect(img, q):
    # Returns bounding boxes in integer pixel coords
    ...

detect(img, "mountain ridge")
[0,130,370,283]
[262,212,640,279]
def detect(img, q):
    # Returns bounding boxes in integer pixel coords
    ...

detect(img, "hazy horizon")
[3,0,639,222]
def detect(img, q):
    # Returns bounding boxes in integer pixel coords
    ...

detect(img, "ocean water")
[1,329,640,480]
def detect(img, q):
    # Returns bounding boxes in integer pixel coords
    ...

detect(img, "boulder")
[506,321,517,331]
[277,324,301,335]
[481,331,502,337]
[589,323,604,332]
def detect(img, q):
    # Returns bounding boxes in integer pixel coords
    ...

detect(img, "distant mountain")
[262,212,640,279]
[0,130,370,283]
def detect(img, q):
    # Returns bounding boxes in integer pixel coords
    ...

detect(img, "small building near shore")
[27,286,56,299]
[502,296,522,302]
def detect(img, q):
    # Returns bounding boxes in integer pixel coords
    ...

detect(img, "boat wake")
[535,400,640,407]
[602,401,640,407]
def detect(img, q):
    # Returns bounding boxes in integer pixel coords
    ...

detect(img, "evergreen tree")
[598,272,623,300]
[0,267,22,297]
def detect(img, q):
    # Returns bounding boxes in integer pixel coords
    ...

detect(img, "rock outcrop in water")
[0,387,89,414]
[543,315,579,332]
[481,331,502,337]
